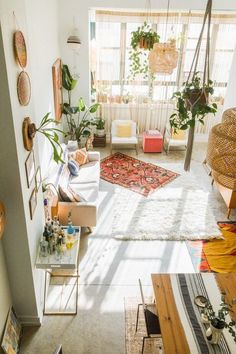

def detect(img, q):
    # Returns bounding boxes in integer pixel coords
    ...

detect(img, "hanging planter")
[129,21,160,79]
[149,39,178,74]
[169,0,217,171]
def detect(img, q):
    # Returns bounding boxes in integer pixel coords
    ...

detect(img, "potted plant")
[62,64,100,147]
[170,73,217,131]
[23,113,65,164]
[95,117,105,137]
[201,293,236,345]
[169,73,217,170]
[129,22,160,80]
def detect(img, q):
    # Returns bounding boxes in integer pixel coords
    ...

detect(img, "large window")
[92,11,236,103]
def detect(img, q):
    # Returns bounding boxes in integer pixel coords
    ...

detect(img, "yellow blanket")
[204,222,236,273]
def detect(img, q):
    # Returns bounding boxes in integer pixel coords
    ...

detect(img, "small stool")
[143,130,163,153]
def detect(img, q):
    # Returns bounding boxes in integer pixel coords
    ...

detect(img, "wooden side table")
[93,134,106,147]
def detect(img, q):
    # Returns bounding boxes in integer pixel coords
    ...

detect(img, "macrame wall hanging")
[149,0,179,74]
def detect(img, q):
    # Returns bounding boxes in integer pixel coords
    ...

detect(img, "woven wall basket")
[149,40,178,74]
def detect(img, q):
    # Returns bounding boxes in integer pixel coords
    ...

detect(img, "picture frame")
[1,307,22,354]
[25,150,35,188]
[29,188,37,220]
[52,58,62,122]
[35,166,41,192]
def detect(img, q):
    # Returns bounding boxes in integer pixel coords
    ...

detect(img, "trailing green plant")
[169,73,217,132]
[129,22,160,80]
[201,293,236,342]
[37,113,65,164]
[62,64,100,144]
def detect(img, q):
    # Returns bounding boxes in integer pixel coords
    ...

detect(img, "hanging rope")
[184,0,213,171]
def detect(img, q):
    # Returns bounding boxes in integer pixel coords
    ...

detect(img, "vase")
[206,318,225,344]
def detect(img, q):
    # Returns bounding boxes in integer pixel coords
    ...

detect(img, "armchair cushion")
[116,122,132,137]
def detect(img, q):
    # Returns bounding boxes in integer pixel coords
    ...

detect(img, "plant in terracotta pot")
[62,64,100,147]
[94,117,105,137]
[201,293,236,345]
[129,22,160,80]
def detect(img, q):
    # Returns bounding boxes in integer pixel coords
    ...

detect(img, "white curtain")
[92,10,236,134]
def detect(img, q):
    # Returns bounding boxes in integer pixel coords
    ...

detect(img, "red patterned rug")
[100,152,179,197]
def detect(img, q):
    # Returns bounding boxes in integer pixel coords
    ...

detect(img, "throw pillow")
[68,159,80,176]
[69,187,87,203]
[116,123,132,137]
[58,185,76,202]
[69,148,88,166]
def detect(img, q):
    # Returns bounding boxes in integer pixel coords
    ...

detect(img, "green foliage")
[94,117,105,130]
[62,65,100,144]
[37,113,65,164]
[169,73,217,132]
[201,293,236,342]
[129,22,160,80]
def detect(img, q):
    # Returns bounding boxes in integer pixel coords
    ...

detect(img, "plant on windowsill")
[62,64,100,147]
[201,293,236,345]
[129,21,160,80]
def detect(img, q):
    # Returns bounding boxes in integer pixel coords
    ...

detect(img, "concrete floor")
[20,137,236,354]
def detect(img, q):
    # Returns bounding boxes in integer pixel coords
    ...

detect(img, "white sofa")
[46,144,100,228]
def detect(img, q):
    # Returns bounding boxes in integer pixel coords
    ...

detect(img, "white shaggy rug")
[112,165,223,241]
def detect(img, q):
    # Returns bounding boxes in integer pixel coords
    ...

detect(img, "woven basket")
[207,112,236,189]
[222,107,236,124]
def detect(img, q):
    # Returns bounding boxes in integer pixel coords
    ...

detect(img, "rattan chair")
[206,108,236,217]
[135,279,162,354]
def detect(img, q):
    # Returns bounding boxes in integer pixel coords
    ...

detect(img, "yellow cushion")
[116,123,132,137]
[172,129,186,140]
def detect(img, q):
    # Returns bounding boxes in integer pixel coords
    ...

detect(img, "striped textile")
[171,274,232,354]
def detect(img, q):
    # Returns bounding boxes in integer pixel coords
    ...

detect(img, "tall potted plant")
[62,64,100,147]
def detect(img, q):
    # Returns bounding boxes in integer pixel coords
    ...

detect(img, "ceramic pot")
[67,140,78,151]
[96,129,105,137]
[206,318,225,344]
[186,90,208,109]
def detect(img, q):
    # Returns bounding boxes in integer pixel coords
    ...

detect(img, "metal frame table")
[36,227,81,315]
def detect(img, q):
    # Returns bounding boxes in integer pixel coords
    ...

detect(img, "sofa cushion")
[69,148,88,165]
[58,185,76,202]
[70,161,100,184]
[68,159,80,176]
[69,182,99,203]
[59,164,71,187]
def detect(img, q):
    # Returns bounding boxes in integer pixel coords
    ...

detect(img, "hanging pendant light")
[67,18,81,52]
[149,39,178,74]
[149,0,179,74]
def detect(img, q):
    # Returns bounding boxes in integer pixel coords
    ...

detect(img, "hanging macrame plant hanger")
[149,0,179,74]
[184,0,212,171]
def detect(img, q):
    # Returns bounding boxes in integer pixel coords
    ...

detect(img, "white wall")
[0,243,12,338]
[58,0,236,104]
[25,0,61,175]
[0,0,60,325]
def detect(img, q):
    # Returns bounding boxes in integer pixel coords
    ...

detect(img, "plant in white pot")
[201,293,236,345]
[95,117,105,137]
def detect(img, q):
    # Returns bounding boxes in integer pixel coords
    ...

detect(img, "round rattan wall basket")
[13,30,27,68]
[0,202,6,239]
[17,71,31,106]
